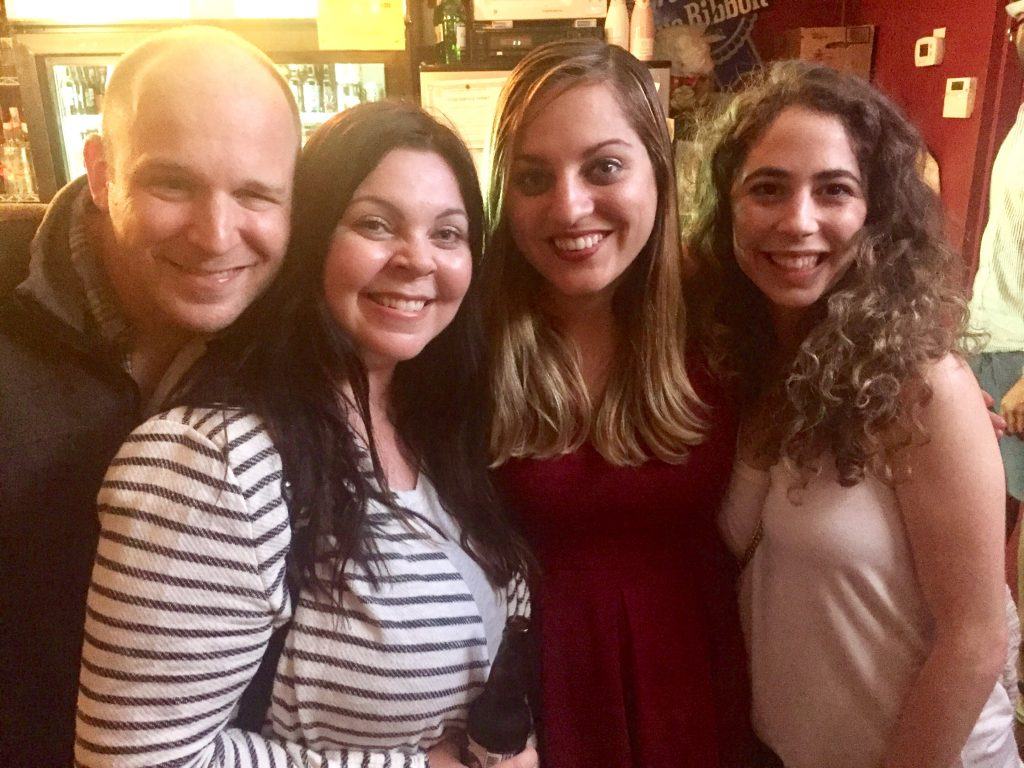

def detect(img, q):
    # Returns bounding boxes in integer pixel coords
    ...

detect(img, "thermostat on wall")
[943,77,977,119]
[915,34,944,66]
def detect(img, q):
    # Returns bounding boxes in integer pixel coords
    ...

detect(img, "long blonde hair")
[485,40,708,467]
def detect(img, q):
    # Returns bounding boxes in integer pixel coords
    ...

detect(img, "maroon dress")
[497,379,752,768]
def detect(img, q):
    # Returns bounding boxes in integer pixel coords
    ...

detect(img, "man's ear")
[83,134,111,211]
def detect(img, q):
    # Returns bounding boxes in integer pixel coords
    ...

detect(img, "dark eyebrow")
[514,138,632,164]
[813,169,862,185]
[741,166,862,186]
[348,194,467,220]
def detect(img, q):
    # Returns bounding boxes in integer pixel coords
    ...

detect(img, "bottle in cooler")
[80,67,97,114]
[302,65,321,113]
[92,67,107,113]
[320,65,339,113]
[60,66,79,116]
[286,65,304,112]
[2,121,25,197]
[16,122,36,198]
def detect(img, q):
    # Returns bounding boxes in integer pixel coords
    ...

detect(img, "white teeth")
[768,253,820,270]
[554,233,603,251]
[174,263,243,281]
[373,295,427,312]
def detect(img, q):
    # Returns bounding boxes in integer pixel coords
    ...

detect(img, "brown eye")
[748,181,783,199]
[511,168,550,197]
[585,158,623,184]
[433,225,465,247]
[356,216,391,236]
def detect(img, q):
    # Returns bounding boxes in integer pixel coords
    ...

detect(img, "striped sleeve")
[74,409,430,768]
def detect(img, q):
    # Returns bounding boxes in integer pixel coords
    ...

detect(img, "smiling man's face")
[87,48,298,339]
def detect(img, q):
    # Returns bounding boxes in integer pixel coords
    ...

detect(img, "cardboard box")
[773,25,876,79]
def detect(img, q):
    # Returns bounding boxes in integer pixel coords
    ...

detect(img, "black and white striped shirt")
[75,407,521,768]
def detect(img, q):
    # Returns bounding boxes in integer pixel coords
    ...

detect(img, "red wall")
[848,0,1003,261]
[750,0,843,52]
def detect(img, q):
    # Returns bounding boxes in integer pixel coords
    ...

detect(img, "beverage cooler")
[11,20,414,203]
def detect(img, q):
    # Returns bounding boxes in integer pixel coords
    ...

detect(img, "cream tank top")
[719,458,1019,768]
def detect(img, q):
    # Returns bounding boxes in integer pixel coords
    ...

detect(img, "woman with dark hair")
[74,101,536,768]
[688,61,1018,766]
[483,40,752,767]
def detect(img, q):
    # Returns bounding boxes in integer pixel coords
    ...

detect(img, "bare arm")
[882,357,1009,768]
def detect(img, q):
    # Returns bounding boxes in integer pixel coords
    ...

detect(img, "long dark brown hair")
[686,61,972,486]
[180,100,532,593]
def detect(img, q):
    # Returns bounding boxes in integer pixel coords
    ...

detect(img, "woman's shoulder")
[889,352,997,470]
[138,406,271,450]
[909,353,983,416]
[126,406,281,486]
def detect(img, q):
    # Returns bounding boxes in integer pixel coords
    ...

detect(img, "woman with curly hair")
[483,40,753,767]
[688,61,1019,766]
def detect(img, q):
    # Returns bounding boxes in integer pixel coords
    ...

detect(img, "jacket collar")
[18,176,98,338]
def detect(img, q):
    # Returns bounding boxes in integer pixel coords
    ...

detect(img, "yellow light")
[317,0,406,51]
[6,0,320,23]
[7,0,191,23]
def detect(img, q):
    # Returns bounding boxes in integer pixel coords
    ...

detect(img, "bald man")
[0,27,300,765]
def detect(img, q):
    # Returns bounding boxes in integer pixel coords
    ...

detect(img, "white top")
[393,481,507,662]
[970,103,1024,354]
[76,407,522,768]
[719,458,1018,768]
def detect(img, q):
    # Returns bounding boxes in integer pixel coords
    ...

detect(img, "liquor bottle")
[92,67,107,113]
[0,122,7,195]
[436,0,467,65]
[80,66,97,114]
[302,65,321,113]
[604,0,630,51]
[320,65,338,113]
[629,0,655,60]
[2,120,27,197]
[465,617,533,767]
[363,78,382,103]
[60,66,79,116]
[16,121,36,198]
[286,65,304,112]
[433,0,446,58]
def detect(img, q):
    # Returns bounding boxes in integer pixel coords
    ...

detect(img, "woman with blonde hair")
[483,39,753,767]
[690,61,1018,767]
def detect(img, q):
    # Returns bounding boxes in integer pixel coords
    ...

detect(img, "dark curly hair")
[685,61,974,486]
[179,100,532,594]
